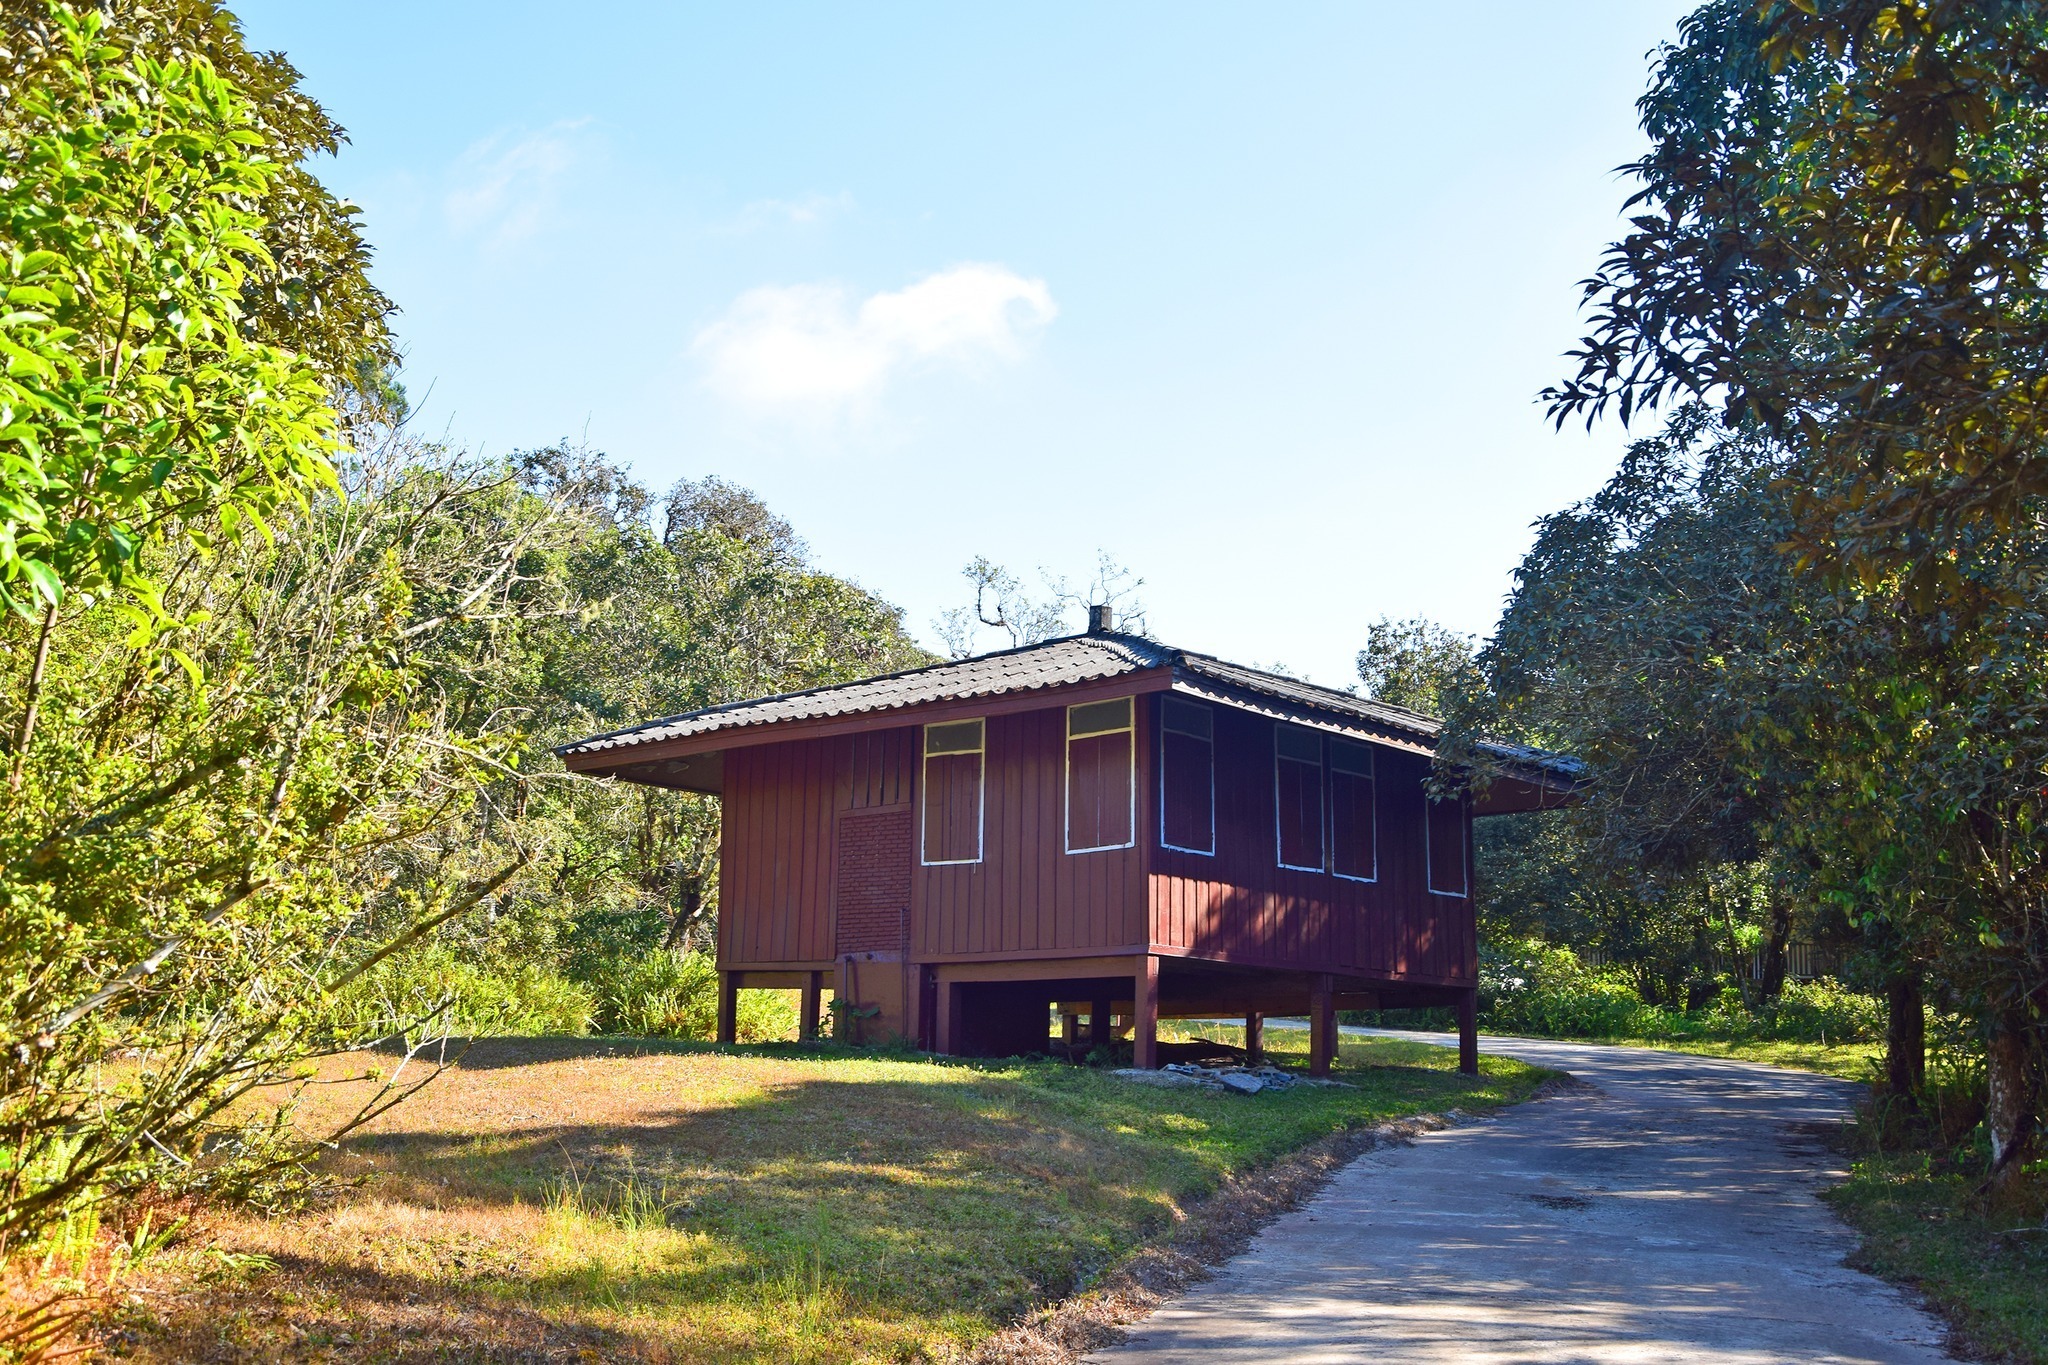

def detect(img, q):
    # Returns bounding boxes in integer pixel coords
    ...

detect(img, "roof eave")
[558,666,1178,772]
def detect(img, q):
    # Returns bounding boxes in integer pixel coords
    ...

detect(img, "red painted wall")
[720,737,840,968]
[1147,698,1475,986]
[716,694,1473,986]
[911,707,1149,959]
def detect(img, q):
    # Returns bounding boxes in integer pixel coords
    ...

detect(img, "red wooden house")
[557,609,1576,1074]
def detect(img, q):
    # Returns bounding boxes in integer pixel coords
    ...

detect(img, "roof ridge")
[1174,651,1444,729]
[555,629,1170,755]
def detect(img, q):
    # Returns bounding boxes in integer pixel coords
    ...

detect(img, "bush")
[330,946,801,1044]
[1765,978,1884,1042]
[1474,940,1882,1043]
[1481,940,1661,1037]
[334,946,597,1038]
[586,948,797,1043]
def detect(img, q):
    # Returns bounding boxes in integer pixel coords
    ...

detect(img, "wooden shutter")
[1330,739,1376,881]
[1067,698,1134,852]
[1274,725,1324,871]
[1159,698,1214,854]
[921,720,984,864]
[1426,794,1468,896]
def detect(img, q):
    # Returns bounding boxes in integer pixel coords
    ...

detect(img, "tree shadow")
[170,1042,1521,1360]
[363,1034,849,1071]
[292,1067,1227,1345]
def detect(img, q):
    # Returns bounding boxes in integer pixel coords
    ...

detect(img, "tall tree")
[1533,0,2048,1192]
[1545,0,2048,591]
[1356,617,1475,716]
[1447,410,1812,1007]
[478,454,931,965]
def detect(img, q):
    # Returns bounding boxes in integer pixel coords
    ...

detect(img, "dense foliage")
[1480,940,1882,1045]
[1454,0,2048,1200]
[0,0,925,1261]
[1547,0,2048,592]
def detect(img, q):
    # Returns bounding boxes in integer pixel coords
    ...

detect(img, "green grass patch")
[125,1029,1551,1362]
[1825,1155,2048,1364]
[1519,1033,1882,1083]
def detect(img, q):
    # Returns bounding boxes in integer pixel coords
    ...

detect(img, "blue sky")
[235,1,1694,688]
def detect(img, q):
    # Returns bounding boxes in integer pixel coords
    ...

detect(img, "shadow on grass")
[164,1039,1539,1360]
[343,1071,1216,1318]
[365,1034,863,1070]
[127,1252,643,1364]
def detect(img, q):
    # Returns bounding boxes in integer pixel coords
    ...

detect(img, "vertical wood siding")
[847,729,913,809]
[913,706,1147,958]
[719,736,841,966]
[1066,729,1133,851]
[716,696,1471,986]
[1148,698,1475,985]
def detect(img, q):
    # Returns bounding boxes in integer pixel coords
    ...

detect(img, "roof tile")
[555,629,1582,783]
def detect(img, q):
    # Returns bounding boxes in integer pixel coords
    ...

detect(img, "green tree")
[1447,410,1811,1009]
[1545,0,2048,590]
[0,1,393,623]
[1458,403,2048,1190]
[0,1,496,1255]
[449,454,932,975]
[2,0,395,387]
[0,427,592,1250]
[1535,0,2048,1193]
[1763,527,2048,1190]
[1355,617,1475,716]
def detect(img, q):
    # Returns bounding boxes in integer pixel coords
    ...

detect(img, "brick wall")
[836,808,912,953]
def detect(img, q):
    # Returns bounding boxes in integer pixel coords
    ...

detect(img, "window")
[921,719,984,864]
[1274,725,1325,871]
[1329,739,1377,882]
[1067,697,1134,852]
[1426,793,1468,897]
[1159,697,1214,854]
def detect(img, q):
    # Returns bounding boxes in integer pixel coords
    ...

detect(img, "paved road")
[1092,1033,1954,1365]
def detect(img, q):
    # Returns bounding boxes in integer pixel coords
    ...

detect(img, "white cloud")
[443,120,589,249]
[691,264,1057,411]
[714,192,855,235]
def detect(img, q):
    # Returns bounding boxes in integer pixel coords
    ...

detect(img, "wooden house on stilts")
[557,608,1578,1074]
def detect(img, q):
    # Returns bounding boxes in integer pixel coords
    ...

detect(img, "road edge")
[968,1072,1591,1365]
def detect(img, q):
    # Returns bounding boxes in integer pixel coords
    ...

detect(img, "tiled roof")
[1170,652,1443,740]
[556,629,1581,782]
[557,633,1174,757]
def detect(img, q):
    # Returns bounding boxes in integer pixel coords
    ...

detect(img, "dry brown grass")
[67,1032,1551,1363]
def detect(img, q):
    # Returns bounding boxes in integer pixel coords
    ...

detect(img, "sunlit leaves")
[0,4,341,625]
[1547,0,2048,589]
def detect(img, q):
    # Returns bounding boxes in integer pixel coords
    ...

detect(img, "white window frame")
[920,718,985,866]
[1157,696,1215,857]
[1328,738,1379,884]
[1273,724,1327,873]
[1424,792,1469,898]
[1065,697,1137,854]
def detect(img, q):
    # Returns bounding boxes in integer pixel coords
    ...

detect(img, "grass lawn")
[1531,1034,1883,1083]
[106,1028,1550,1363]
[1337,1020,1883,1083]
[1825,1156,2048,1364]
